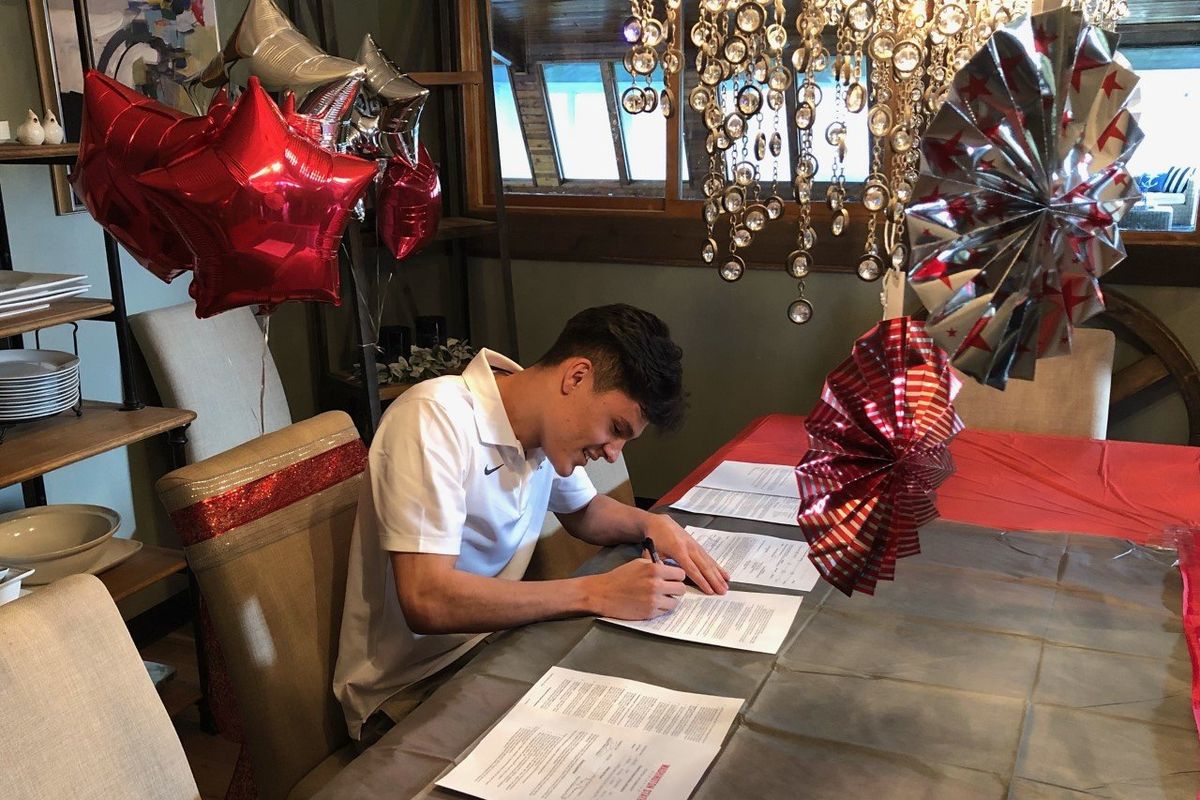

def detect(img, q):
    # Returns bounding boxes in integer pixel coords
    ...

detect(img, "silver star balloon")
[356,34,429,166]
[297,74,364,151]
[200,0,364,99]
[906,5,1143,389]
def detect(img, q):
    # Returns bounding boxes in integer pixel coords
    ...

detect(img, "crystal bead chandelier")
[621,0,1129,323]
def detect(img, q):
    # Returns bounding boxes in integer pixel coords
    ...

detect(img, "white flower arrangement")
[377,338,477,384]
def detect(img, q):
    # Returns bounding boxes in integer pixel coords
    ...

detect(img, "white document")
[695,460,800,498]
[687,526,820,592]
[438,666,742,800]
[602,588,802,654]
[671,485,799,526]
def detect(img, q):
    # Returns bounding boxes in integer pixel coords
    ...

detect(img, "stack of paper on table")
[602,587,803,654]
[670,460,800,526]
[438,666,743,800]
[686,526,820,592]
[0,272,90,320]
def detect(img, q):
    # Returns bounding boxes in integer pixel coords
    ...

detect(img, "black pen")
[642,536,660,564]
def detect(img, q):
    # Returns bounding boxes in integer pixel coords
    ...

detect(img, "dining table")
[316,414,1200,799]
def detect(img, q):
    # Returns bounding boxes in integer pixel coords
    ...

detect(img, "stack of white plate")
[0,271,90,320]
[0,350,81,423]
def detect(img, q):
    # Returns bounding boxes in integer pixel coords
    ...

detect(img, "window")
[542,62,620,181]
[465,0,1198,270]
[491,62,533,181]
[613,63,672,181]
[1119,46,1200,233]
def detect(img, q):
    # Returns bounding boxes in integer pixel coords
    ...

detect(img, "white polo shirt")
[333,348,597,739]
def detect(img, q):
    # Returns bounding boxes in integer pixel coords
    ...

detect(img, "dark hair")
[537,304,686,432]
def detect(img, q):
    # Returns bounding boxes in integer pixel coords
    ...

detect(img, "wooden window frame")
[460,1,1200,284]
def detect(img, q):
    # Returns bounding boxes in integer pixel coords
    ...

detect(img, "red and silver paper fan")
[906,6,1142,388]
[796,318,964,596]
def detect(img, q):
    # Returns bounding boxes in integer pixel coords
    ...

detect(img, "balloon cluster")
[69,0,441,318]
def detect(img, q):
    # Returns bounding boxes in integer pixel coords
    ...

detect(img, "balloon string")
[183,79,204,116]
[372,204,393,349]
[342,241,379,352]
[259,312,271,438]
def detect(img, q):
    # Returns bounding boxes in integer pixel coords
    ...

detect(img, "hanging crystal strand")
[785,0,825,322]
[622,0,665,114]
[695,0,727,270]
[881,3,927,274]
[719,1,771,281]
[858,0,892,281]
[761,0,787,227]
[621,3,645,114]
[725,65,753,276]
[826,3,852,239]
[788,279,814,324]
[731,0,780,256]
[661,1,682,117]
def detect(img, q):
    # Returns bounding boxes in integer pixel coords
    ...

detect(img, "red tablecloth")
[658,414,1200,734]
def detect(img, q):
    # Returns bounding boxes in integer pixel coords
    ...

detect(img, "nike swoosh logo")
[484,464,503,476]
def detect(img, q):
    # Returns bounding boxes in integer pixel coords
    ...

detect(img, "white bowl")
[0,504,120,565]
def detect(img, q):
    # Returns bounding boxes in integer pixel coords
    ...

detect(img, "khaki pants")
[356,639,491,752]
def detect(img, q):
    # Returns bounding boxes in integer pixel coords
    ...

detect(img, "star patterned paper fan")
[906,5,1143,388]
[796,318,964,596]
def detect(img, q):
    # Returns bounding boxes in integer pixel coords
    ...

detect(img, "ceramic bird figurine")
[16,109,44,145]
[41,110,64,145]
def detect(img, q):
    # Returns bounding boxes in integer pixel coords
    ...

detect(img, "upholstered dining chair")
[132,300,295,799]
[952,327,1116,439]
[130,301,292,463]
[524,453,637,580]
[156,411,367,800]
[0,574,200,799]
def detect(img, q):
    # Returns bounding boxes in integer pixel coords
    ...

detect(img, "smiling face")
[541,359,648,477]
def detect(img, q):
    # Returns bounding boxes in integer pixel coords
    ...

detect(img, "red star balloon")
[377,146,442,261]
[206,86,233,127]
[136,78,377,318]
[906,6,1143,388]
[69,71,215,282]
[796,318,964,596]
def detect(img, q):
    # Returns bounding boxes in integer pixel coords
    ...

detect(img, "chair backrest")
[156,411,366,800]
[130,301,291,463]
[525,453,636,580]
[953,327,1116,439]
[0,574,200,800]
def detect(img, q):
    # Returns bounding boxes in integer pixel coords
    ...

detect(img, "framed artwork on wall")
[26,0,220,214]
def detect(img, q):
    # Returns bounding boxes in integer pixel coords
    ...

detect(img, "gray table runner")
[317,512,1199,799]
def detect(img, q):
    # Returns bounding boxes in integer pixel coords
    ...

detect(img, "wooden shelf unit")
[0,6,206,724]
[0,142,80,165]
[98,544,188,605]
[0,401,196,488]
[0,297,114,339]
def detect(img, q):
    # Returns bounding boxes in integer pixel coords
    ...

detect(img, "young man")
[334,304,729,743]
